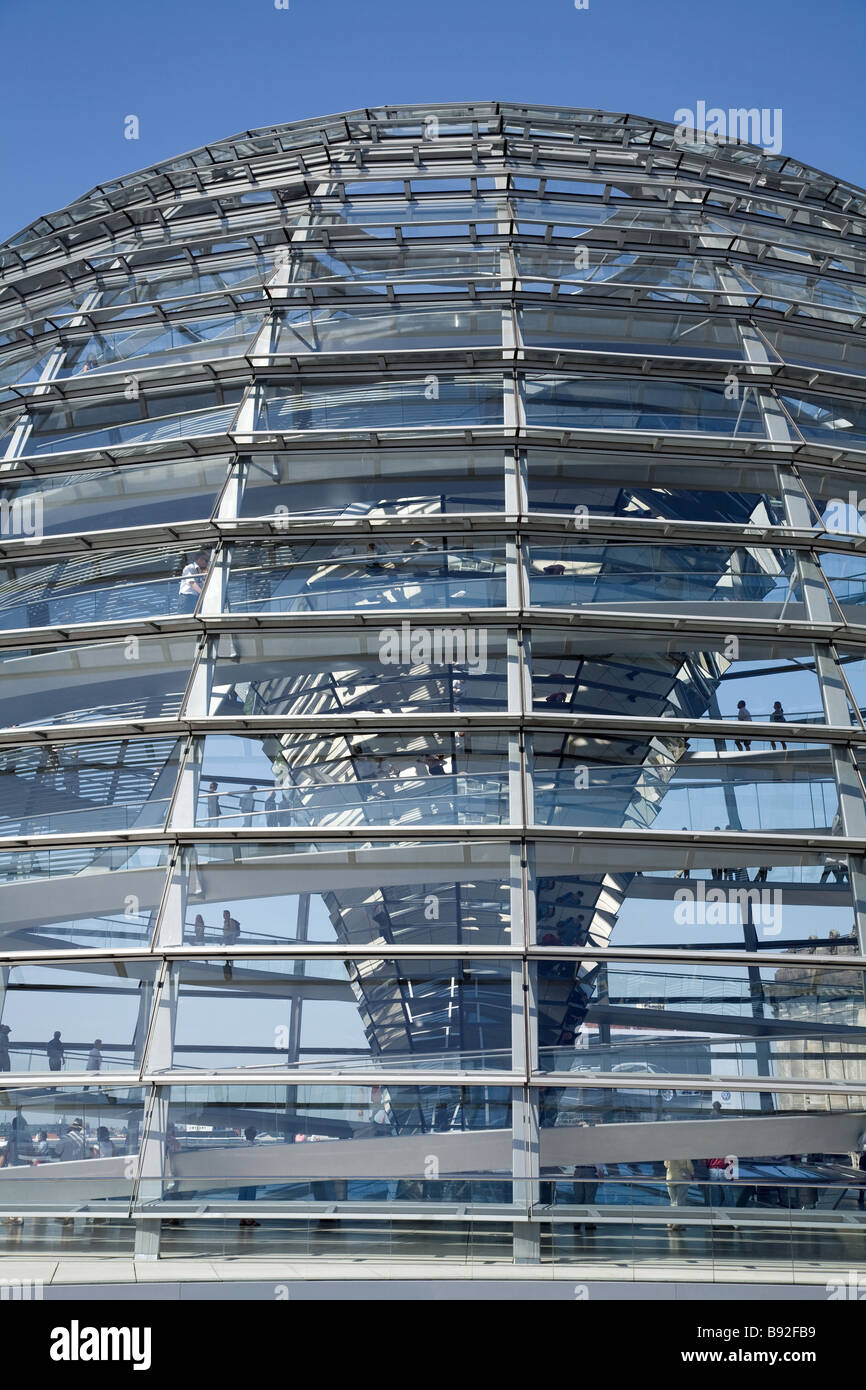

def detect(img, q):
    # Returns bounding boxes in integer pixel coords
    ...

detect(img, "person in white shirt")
[84,1039,103,1089]
[734,700,752,751]
[178,551,210,615]
[351,744,377,800]
[94,1126,114,1158]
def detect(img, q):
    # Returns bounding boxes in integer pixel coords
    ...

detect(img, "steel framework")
[1,103,866,1277]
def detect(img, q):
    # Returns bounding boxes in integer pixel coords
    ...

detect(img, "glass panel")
[0,962,157,1074]
[521,306,757,362]
[160,1084,514,1208]
[819,551,866,618]
[835,648,866,723]
[511,200,725,234]
[18,387,242,458]
[97,256,274,307]
[167,840,514,948]
[525,448,788,526]
[224,536,507,614]
[759,323,866,378]
[528,539,802,615]
[277,243,501,289]
[167,957,514,1073]
[802,463,866,539]
[531,840,858,953]
[0,634,198,729]
[0,844,169,953]
[538,1084,866,1126]
[515,249,746,297]
[270,304,503,355]
[530,731,840,834]
[0,735,181,836]
[0,342,56,388]
[0,1089,147,1215]
[534,957,866,1081]
[778,389,866,449]
[525,373,770,436]
[0,284,91,336]
[238,447,505,518]
[253,375,503,434]
[302,196,504,227]
[54,312,263,378]
[740,264,866,315]
[538,1086,866,1251]
[0,544,215,631]
[208,628,507,717]
[528,629,826,726]
[188,730,512,830]
[0,455,229,535]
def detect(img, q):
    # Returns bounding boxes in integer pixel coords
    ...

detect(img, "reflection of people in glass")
[820,859,848,884]
[47,1030,64,1074]
[351,743,376,801]
[573,1121,603,1231]
[54,1118,86,1161]
[64,750,79,799]
[8,1115,32,1165]
[238,1126,260,1227]
[734,700,752,750]
[94,1126,114,1158]
[0,1024,11,1072]
[664,1156,694,1229]
[33,1130,52,1158]
[163,1122,184,1226]
[853,1145,866,1210]
[222,910,241,945]
[676,827,690,878]
[711,829,723,881]
[217,686,244,716]
[84,1039,103,1089]
[178,550,209,615]
[239,785,258,827]
[707,1154,730,1205]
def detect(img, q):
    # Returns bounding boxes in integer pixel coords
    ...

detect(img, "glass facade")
[1,102,866,1281]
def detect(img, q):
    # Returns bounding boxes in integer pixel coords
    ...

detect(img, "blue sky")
[1,0,864,241]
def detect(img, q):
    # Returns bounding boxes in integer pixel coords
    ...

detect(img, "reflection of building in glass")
[1,104,866,1285]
